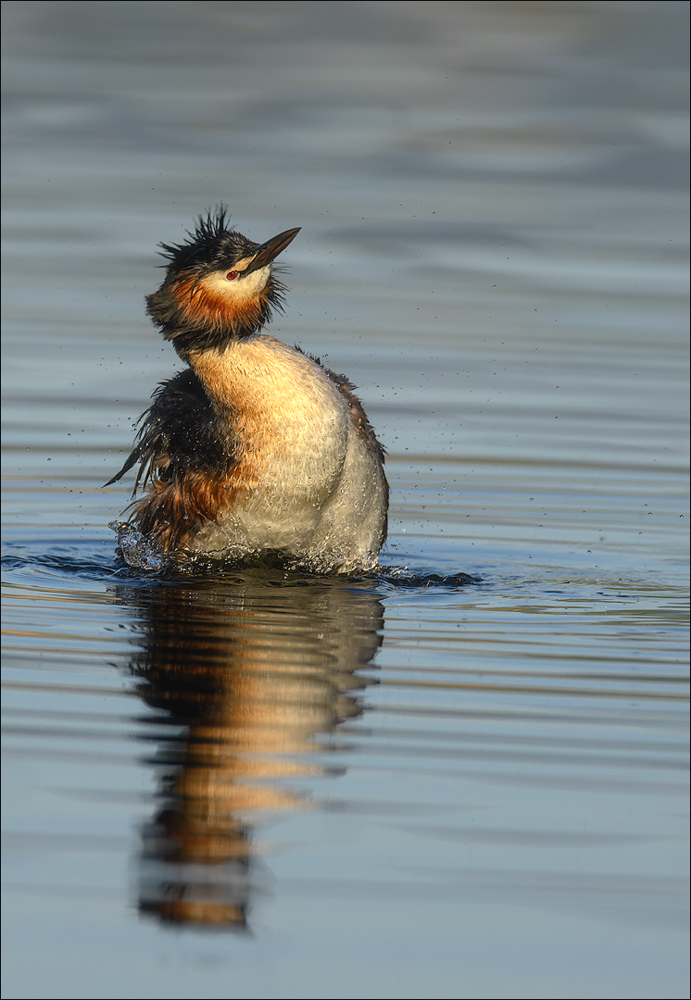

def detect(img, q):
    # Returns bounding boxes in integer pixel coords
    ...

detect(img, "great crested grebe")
[107,207,388,573]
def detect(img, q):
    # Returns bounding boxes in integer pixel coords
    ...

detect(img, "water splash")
[108,520,482,588]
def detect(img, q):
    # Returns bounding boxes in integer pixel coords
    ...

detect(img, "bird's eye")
[226,270,239,281]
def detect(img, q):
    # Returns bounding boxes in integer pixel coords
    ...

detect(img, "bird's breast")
[188,336,349,506]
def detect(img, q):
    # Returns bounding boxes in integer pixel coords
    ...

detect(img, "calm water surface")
[2,3,689,998]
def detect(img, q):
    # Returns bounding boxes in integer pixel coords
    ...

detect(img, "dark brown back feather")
[105,369,239,548]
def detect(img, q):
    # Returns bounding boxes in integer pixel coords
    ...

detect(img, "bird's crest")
[157,205,257,275]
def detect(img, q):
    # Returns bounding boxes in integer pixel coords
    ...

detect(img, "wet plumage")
[107,207,388,572]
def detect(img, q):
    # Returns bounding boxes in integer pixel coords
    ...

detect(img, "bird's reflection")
[112,571,384,929]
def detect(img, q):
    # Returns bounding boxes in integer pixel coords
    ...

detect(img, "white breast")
[187,336,386,571]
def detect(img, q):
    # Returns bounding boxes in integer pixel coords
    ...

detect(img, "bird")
[106,207,388,573]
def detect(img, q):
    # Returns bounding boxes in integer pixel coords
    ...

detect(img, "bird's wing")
[104,368,237,494]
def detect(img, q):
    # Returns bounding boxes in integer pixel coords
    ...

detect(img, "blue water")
[2,2,689,998]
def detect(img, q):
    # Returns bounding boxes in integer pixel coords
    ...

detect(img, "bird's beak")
[243,227,301,274]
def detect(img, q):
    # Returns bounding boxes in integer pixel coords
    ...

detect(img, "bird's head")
[146,206,300,359]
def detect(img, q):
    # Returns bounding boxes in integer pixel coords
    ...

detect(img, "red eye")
[226,270,238,281]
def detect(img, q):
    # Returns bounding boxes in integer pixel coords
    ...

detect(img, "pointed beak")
[243,227,301,275]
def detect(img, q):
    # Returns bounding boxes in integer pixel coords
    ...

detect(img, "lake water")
[2,2,689,998]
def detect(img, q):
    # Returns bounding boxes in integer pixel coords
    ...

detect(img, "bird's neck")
[147,275,286,357]
[189,337,341,435]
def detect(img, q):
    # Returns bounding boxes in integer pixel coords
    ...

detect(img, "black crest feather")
[158,205,259,276]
